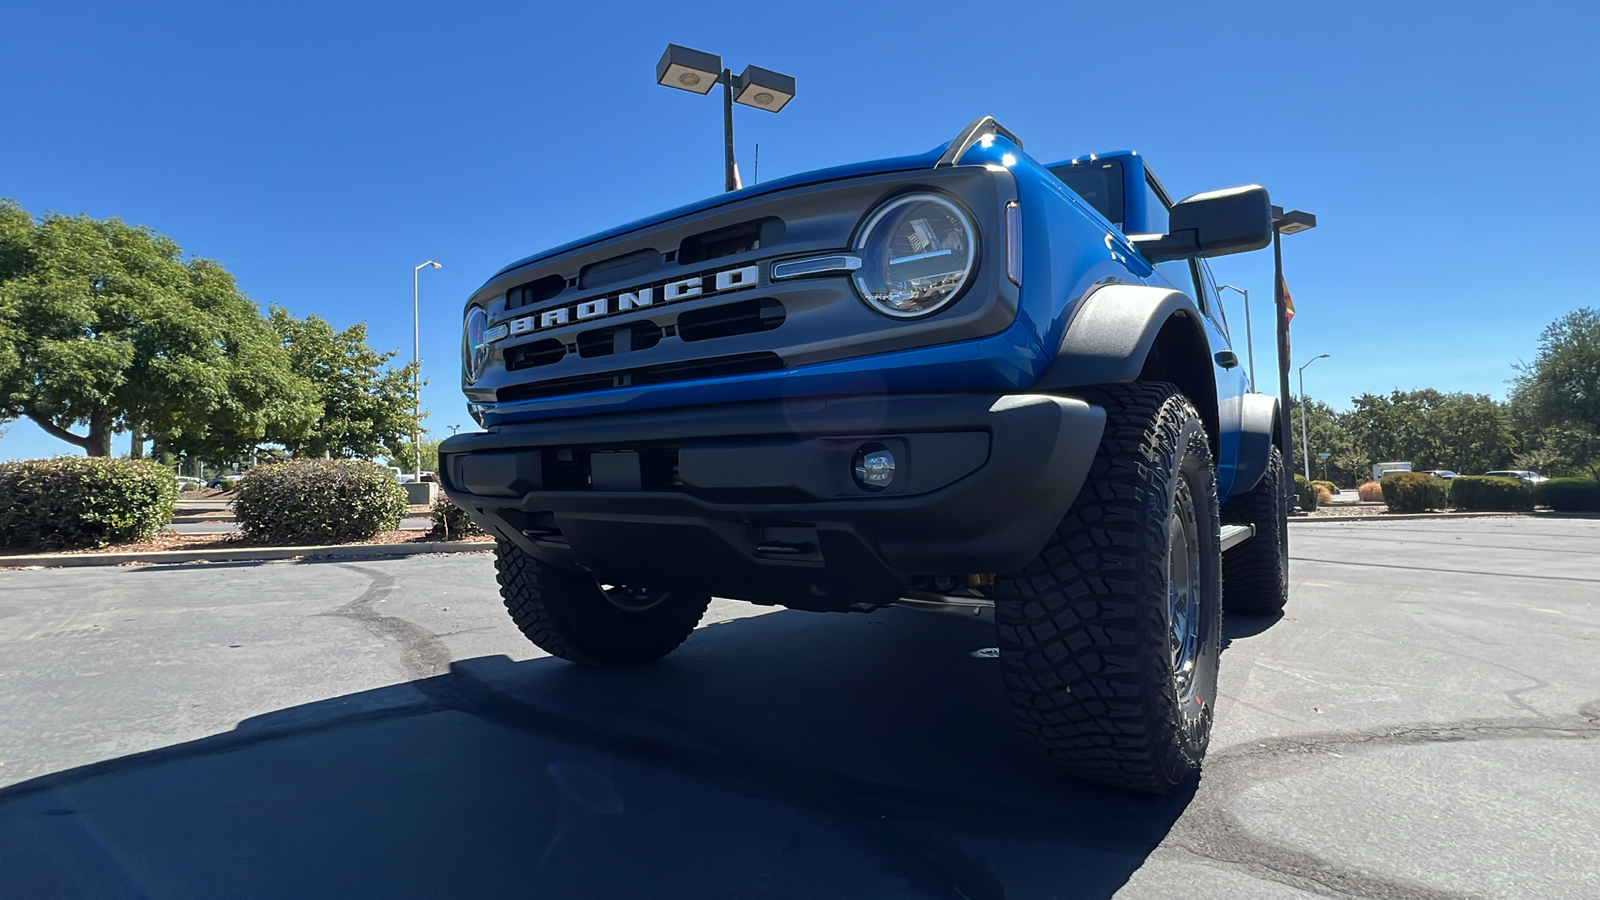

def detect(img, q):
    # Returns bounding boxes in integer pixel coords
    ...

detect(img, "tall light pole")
[1217,284,1255,391]
[1272,206,1317,468]
[1298,353,1330,479]
[412,260,442,483]
[656,44,796,193]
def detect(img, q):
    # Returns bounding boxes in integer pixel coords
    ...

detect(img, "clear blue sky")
[4,0,1596,461]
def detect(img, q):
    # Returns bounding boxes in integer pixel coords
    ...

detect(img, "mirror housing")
[1129,185,1273,261]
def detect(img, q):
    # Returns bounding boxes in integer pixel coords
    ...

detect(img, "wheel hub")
[1168,483,1203,702]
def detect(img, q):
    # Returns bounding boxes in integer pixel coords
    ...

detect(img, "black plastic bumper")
[438,393,1105,611]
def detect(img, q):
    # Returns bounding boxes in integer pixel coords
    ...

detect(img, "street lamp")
[1297,353,1330,479]
[1271,205,1317,468]
[449,424,461,437]
[1216,284,1255,391]
[656,44,796,193]
[412,260,442,483]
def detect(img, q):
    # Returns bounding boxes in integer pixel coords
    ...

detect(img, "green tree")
[269,307,419,461]
[1343,389,1514,476]
[0,201,316,457]
[1511,308,1600,478]
[1289,396,1358,485]
[387,436,441,474]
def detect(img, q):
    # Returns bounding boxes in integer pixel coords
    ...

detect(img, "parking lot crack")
[1177,705,1600,899]
[322,563,452,682]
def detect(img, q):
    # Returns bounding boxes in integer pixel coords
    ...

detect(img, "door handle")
[1214,350,1239,369]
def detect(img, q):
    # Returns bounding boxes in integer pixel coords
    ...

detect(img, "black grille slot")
[677,298,785,343]
[506,275,566,310]
[579,249,660,289]
[495,352,784,402]
[577,321,664,358]
[630,352,784,385]
[678,217,784,265]
[503,338,566,371]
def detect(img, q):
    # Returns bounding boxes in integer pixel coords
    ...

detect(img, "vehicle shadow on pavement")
[0,608,1195,900]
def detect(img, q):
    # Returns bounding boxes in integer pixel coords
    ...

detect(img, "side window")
[1197,260,1228,336]
[1144,179,1169,236]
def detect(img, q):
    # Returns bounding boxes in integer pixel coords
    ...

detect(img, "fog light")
[852,444,896,491]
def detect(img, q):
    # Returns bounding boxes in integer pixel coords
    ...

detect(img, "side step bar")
[1220,523,1255,552]
[894,524,1256,619]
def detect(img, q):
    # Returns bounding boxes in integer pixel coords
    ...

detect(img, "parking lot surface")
[1,518,1596,899]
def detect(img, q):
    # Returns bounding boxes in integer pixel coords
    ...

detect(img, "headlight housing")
[463,307,490,383]
[851,193,977,318]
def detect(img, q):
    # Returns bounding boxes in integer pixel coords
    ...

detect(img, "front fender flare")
[1033,284,1207,389]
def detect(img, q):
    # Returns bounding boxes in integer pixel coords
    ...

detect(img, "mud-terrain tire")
[995,383,1223,794]
[493,540,711,667]
[1220,444,1291,615]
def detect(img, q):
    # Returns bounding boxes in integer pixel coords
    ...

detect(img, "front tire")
[494,540,711,667]
[995,383,1223,794]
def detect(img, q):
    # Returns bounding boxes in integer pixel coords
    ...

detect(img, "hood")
[492,144,950,278]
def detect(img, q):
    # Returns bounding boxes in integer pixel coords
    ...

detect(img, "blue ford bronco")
[439,117,1292,793]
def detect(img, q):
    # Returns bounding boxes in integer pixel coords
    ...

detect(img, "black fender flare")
[1034,284,1209,389]
[1233,392,1280,494]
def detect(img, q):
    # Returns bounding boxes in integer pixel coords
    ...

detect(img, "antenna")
[754,143,760,184]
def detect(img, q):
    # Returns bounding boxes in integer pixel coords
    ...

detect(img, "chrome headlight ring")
[850,192,978,319]
[463,306,490,384]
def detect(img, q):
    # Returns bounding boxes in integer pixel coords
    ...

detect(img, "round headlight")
[851,193,977,318]
[463,307,489,384]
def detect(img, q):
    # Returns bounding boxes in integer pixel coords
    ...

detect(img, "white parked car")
[1483,470,1549,484]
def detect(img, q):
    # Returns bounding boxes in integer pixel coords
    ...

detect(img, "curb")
[1288,510,1600,524]
[0,540,493,570]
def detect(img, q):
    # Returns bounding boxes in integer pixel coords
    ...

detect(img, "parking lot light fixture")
[1217,284,1255,390]
[413,260,442,483]
[732,65,796,113]
[655,44,796,193]
[1298,353,1330,479]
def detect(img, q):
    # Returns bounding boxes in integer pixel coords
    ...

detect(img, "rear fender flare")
[1233,393,1280,495]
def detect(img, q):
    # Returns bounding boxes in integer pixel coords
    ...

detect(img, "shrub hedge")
[1381,472,1450,512]
[1311,479,1339,496]
[0,457,178,550]
[1357,481,1385,502]
[1293,474,1320,511]
[1448,476,1533,511]
[428,494,486,540]
[233,459,407,545]
[1534,477,1600,512]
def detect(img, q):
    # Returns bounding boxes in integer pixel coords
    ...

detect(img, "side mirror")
[1130,185,1273,261]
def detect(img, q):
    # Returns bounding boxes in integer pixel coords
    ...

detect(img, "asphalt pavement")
[1,518,1596,899]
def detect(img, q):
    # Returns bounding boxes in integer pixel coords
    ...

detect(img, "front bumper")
[438,392,1105,611]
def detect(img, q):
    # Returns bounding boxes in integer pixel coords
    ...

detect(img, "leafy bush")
[1449,476,1532,511]
[1293,474,1320,511]
[0,457,178,550]
[1357,481,1385,502]
[1311,480,1339,497]
[428,494,486,540]
[1317,487,1333,505]
[1381,472,1450,512]
[233,459,407,545]
[1534,477,1600,512]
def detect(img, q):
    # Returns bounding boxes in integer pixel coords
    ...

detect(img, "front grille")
[496,352,785,403]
